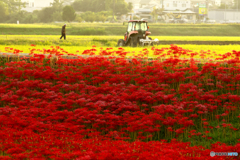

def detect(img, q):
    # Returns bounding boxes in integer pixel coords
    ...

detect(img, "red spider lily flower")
[1,45,240,159]
[215,115,220,119]
[189,130,197,133]
[167,127,173,132]
[230,127,238,131]
[222,123,228,127]
[203,122,209,125]
[197,111,204,114]
[189,114,198,118]
[221,113,227,117]
[196,132,202,136]
[208,126,214,129]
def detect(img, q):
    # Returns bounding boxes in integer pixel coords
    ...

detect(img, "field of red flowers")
[0,45,240,159]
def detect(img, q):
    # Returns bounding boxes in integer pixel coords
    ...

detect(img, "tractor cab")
[118,20,152,47]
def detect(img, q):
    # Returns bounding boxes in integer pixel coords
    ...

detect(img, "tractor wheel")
[118,39,125,47]
[130,40,137,47]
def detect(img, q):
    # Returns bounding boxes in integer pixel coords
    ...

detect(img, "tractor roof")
[128,20,147,23]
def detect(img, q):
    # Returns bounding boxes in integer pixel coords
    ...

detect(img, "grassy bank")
[1,23,240,36]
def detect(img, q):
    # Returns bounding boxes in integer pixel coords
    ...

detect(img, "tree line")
[0,0,133,23]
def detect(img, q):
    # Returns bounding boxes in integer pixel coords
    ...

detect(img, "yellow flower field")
[1,44,240,62]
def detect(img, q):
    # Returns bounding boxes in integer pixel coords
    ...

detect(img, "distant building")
[128,0,195,22]
[22,0,54,12]
[136,0,192,11]
[127,0,192,10]
[163,0,192,11]
[209,9,240,21]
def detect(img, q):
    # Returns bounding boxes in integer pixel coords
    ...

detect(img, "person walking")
[60,24,66,40]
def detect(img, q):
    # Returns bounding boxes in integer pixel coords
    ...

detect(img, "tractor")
[118,20,158,47]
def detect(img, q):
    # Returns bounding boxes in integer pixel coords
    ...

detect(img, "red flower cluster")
[0,45,240,159]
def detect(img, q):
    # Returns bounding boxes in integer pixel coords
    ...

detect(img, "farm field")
[0,22,240,158]
[1,44,240,61]
[2,35,240,41]
[1,23,240,36]
[0,44,240,159]
[1,35,240,47]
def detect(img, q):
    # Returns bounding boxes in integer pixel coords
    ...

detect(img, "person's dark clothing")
[60,33,66,40]
[62,25,66,34]
[60,25,66,40]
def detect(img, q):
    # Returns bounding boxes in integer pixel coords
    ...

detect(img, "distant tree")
[36,0,64,23]
[72,0,107,12]
[128,2,133,12]
[52,11,63,21]
[51,0,63,12]
[233,0,240,9]
[0,1,8,22]
[76,15,83,22]
[96,14,107,23]
[81,11,95,22]
[62,5,76,22]
[72,0,132,20]
[22,12,39,23]
[106,0,132,22]
[218,3,230,9]
[91,0,107,12]
[1,0,25,14]
[151,7,164,23]
[71,0,85,11]
[38,7,55,23]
